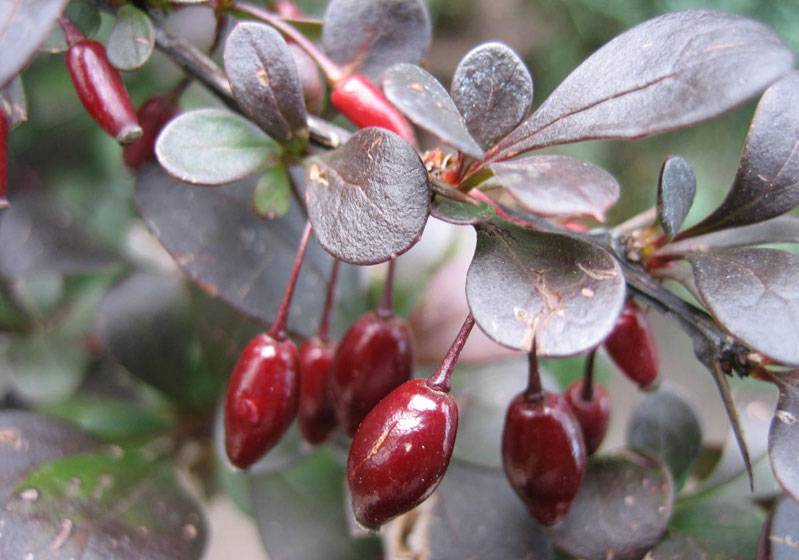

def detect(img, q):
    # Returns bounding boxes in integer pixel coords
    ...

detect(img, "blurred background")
[2,0,797,558]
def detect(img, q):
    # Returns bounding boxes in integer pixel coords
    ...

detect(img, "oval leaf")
[305,127,430,265]
[627,387,702,484]
[155,108,279,186]
[466,222,626,356]
[0,76,27,128]
[451,42,533,150]
[492,11,794,160]
[769,370,799,501]
[657,155,696,240]
[762,496,799,560]
[383,63,483,158]
[680,71,799,238]
[489,155,620,221]
[135,164,337,335]
[431,193,495,225]
[224,22,308,146]
[551,452,674,560]
[0,0,69,87]
[321,0,431,82]
[106,5,155,71]
[690,248,799,365]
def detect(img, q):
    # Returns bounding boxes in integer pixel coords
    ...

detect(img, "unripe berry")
[298,336,337,444]
[604,300,659,389]
[563,380,610,456]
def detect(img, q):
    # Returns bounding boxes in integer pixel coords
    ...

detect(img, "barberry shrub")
[1,0,799,559]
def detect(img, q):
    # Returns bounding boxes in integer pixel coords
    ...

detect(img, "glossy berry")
[0,112,7,208]
[604,300,659,389]
[563,380,610,455]
[347,379,457,530]
[330,73,416,145]
[298,336,337,444]
[329,311,414,436]
[123,95,178,170]
[502,391,587,526]
[66,40,142,144]
[224,333,300,469]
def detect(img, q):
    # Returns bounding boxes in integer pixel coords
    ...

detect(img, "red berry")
[347,378,457,530]
[224,333,300,469]
[502,391,587,526]
[123,95,177,170]
[329,311,414,435]
[563,380,610,455]
[66,40,142,144]
[298,336,337,444]
[0,112,7,209]
[330,73,416,145]
[604,300,659,389]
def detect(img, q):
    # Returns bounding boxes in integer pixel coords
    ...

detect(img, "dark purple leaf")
[451,42,533,150]
[321,0,431,82]
[383,63,483,158]
[0,191,119,278]
[627,387,702,484]
[466,222,625,356]
[397,461,554,559]
[768,370,799,501]
[690,248,799,365]
[491,11,794,160]
[224,22,308,146]
[489,155,620,221]
[305,127,430,265]
[551,452,674,560]
[0,76,27,128]
[106,5,154,72]
[134,163,332,334]
[656,215,799,257]
[155,108,280,186]
[680,72,799,239]
[431,193,495,225]
[0,0,69,87]
[761,496,799,560]
[657,155,696,240]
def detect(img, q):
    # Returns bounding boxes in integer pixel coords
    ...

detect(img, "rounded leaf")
[657,155,696,240]
[451,42,533,149]
[466,223,626,356]
[106,5,154,71]
[762,496,799,560]
[305,128,430,265]
[769,370,799,501]
[155,108,279,186]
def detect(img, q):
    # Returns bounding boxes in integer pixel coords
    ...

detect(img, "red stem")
[376,257,396,319]
[469,189,536,230]
[269,221,313,340]
[234,1,344,82]
[581,348,596,402]
[317,258,340,342]
[58,16,85,47]
[427,313,476,393]
[525,340,544,401]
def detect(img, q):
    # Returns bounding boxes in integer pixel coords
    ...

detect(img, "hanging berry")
[123,93,179,170]
[604,300,660,390]
[563,350,610,455]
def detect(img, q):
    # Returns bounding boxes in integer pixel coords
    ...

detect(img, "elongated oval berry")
[224,333,300,469]
[298,336,337,444]
[66,40,142,144]
[604,300,659,389]
[348,378,457,529]
[0,112,7,209]
[330,311,414,435]
[330,73,416,145]
[502,391,587,526]
[123,95,178,170]
[564,380,610,456]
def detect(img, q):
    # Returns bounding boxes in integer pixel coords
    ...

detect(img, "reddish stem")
[469,189,536,230]
[525,340,544,402]
[427,313,476,393]
[273,0,304,19]
[317,258,340,342]
[269,221,313,340]
[581,348,597,402]
[58,16,85,47]
[234,1,344,82]
[377,257,396,319]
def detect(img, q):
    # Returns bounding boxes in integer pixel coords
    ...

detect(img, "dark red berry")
[563,380,610,455]
[347,378,457,530]
[298,336,337,444]
[0,112,7,209]
[329,311,414,435]
[330,73,416,145]
[224,333,300,469]
[123,95,177,170]
[604,300,659,389]
[502,391,587,526]
[66,40,142,144]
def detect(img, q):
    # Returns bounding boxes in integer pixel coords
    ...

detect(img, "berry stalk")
[427,313,476,392]
[317,258,340,342]
[376,257,396,319]
[524,340,544,401]
[581,348,597,402]
[269,221,313,340]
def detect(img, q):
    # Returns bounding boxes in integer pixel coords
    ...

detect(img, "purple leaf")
[768,370,799,501]
[657,155,696,240]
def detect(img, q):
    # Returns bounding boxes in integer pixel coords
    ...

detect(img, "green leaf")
[106,5,155,71]
[253,165,292,219]
[155,109,280,186]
